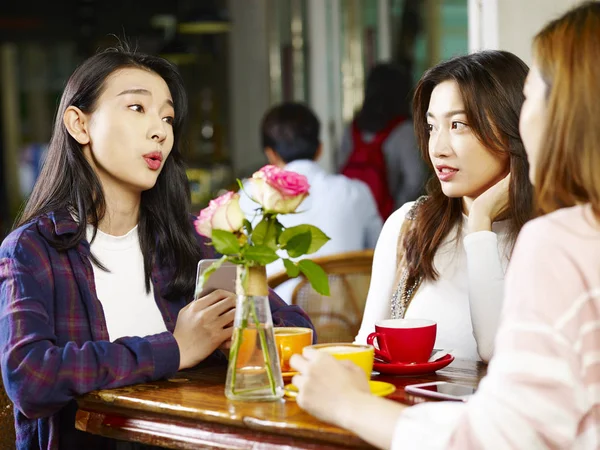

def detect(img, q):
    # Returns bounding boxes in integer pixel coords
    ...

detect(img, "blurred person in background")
[338,63,426,220]
[239,102,382,303]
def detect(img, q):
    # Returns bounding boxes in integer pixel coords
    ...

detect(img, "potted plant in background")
[195,165,330,401]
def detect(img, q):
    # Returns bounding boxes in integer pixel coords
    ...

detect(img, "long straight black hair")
[17,48,202,300]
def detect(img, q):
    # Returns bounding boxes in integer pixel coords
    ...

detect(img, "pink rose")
[195,191,245,238]
[251,165,310,213]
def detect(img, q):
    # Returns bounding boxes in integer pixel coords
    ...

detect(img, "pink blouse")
[393,204,600,449]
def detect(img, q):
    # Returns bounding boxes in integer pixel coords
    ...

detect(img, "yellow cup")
[274,327,314,372]
[307,343,374,379]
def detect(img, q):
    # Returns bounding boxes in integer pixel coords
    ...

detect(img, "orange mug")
[274,327,313,372]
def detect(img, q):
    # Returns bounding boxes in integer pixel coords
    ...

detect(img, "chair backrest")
[268,250,374,343]
[0,370,16,449]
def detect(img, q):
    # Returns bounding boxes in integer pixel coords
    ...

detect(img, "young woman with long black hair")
[0,49,313,449]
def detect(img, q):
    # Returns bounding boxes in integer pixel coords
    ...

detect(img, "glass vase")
[224,265,284,401]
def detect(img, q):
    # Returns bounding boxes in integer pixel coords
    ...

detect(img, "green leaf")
[195,255,228,298]
[283,258,300,277]
[244,245,279,265]
[251,218,278,249]
[298,260,330,296]
[211,230,241,255]
[279,225,330,255]
[251,219,268,245]
[265,220,280,249]
[273,219,284,242]
[304,226,330,254]
[243,219,253,235]
[284,231,311,258]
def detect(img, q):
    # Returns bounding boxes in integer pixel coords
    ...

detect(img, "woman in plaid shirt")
[0,49,314,450]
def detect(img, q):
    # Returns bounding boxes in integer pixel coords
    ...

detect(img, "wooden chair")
[268,250,374,343]
[0,370,16,449]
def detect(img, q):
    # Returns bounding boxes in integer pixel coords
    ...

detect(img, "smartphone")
[404,381,476,402]
[195,259,237,299]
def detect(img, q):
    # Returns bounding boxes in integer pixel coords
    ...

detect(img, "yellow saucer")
[284,381,396,400]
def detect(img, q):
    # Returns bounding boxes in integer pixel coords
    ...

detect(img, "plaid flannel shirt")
[0,210,314,450]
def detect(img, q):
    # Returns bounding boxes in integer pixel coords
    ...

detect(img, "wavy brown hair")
[404,51,533,282]
[532,1,600,219]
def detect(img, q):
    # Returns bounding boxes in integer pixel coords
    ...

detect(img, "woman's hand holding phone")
[173,289,236,370]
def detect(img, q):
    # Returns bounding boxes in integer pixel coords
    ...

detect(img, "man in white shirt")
[239,102,383,303]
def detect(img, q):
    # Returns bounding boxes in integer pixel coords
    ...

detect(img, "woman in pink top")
[289,2,600,449]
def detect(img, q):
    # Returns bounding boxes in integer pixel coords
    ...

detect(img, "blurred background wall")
[0,0,584,239]
[469,0,583,62]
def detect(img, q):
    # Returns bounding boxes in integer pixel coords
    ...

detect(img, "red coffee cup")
[367,318,436,363]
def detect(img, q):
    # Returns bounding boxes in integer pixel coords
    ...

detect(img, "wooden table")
[76,359,486,449]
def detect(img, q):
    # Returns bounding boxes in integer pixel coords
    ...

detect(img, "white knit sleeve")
[463,231,507,362]
[354,202,414,344]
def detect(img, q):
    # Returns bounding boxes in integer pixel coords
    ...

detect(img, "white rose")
[195,191,245,237]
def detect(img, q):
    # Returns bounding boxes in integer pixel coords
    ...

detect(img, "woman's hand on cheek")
[289,349,371,427]
[468,173,511,233]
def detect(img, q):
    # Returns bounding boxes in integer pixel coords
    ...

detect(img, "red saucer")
[373,354,454,376]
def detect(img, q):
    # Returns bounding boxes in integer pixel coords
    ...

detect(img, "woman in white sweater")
[355,51,534,362]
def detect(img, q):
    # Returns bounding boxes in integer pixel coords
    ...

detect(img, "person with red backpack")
[339,63,426,220]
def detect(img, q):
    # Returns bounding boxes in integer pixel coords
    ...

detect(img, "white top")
[392,204,600,449]
[355,201,510,361]
[87,225,168,341]
[239,160,383,303]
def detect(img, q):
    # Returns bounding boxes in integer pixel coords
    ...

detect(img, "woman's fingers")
[215,308,236,329]
[194,291,236,319]
[193,289,234,310]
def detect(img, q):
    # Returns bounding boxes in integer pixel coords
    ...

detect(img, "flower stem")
[249,299,277,395]
[228,298,249,395]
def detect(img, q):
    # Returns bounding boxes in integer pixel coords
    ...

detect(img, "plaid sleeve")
[0,231,180,419]
[268,289,317,343]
